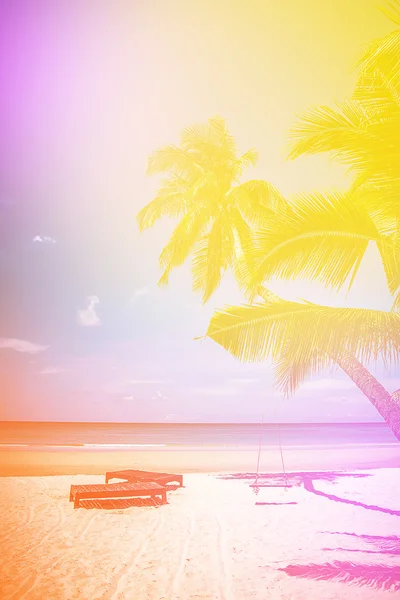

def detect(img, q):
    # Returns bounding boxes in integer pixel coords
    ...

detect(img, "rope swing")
[252,398,290,496]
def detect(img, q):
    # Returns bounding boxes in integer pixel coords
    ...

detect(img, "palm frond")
[191,218,232,302]
[356,29,400,86]
[230,180,287,225]
[236,148,258,171]
[286,101,370,162]
[206,299,400,395]
[377,232,400,296]
[272,346,331,396]
[250,190,378,295]
[157,206,210,285]
[379,1,400,26]
[354,64,400,115]
[136,177,190,231]
[146,145,204,177]
[279,561,400,591]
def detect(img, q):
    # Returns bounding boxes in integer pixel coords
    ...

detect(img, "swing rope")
[253,399,288,496]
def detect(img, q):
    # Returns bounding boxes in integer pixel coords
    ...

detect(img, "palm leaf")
[379,1,400,26]
[230,180,287,225]
[236,148,259,172]
[279,561,400,591]
[286,101,370,163]
[250,190,379,295]
[356,29,400,86]
[158,206,211,285]
[136,177,190,231]
[354,64,400,115]
[377,232,400,296]
[206,299,400,394]
[191,218,232,302]
[146,145,204,177]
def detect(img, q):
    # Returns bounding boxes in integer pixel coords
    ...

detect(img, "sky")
[0,0,398,423]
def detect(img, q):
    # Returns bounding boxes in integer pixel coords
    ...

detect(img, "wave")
[0,443,167,448]
[0,442,397,450]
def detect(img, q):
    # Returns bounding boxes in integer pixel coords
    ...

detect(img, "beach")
[1,444,400,600]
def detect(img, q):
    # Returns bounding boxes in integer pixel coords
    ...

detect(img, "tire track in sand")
[0,477,45,545]
[216,512,235,600]
[2,503,67,576]
[166,509,196,600]
[3,504,69,599]
[0,506,34,545]
[102,509,165,600]
[78,512,100,542]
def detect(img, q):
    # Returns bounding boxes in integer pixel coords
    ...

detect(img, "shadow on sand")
[77,484,181,510]
[222,471,400,592]
[279,531,400,592]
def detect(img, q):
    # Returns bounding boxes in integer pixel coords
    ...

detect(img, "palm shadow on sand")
[322,531,400,555]
[279,532,400,592]
[222,472,400,591]
[220,471,400,516]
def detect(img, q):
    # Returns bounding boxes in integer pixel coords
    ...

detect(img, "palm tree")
[205,6,400,439]
[286,3,400,222]
[206,296,400,439]
[136,116,286,303]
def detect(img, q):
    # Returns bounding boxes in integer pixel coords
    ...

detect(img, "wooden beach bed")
[105,469,183,487]
[69,481,167,509]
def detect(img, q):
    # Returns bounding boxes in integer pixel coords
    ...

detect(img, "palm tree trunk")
[333,351,400,440]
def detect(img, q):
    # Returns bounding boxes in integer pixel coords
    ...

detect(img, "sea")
[0,422,398,449]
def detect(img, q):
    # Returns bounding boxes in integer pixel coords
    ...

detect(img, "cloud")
[126,379,165,385]
[301,378,354,391]
[228,378,260,384]
[131,287,149,303]
[38,367,66,375]
[121,395,135,401]
[0,338,48,353]
[33,235,56,244]
[77,296,100,327]
[151,390,168,401]
[189,385,239,396]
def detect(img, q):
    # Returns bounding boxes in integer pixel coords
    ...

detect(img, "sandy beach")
[1,446,400,600]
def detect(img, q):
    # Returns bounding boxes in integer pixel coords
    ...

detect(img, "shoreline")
[1,442,400,476]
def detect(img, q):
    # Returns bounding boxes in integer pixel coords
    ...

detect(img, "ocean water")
[0,422,397,449]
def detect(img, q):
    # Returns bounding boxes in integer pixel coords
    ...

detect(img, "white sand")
[1,468,399,599]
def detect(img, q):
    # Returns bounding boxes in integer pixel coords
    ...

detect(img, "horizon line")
[0,420,386,426]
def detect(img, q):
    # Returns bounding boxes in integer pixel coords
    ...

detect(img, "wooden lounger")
[69,481,167,509]
[105,469,183,487]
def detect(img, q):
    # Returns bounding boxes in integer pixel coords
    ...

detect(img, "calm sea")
[0,422,397,449]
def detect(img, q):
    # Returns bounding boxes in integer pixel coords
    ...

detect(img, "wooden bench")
[69,481,167,509]
[105,469,183,487]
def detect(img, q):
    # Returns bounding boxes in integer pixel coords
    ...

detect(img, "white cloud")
[229,378,260,384]
[126,379,165,385]
[33,235,56,244]
[0,338,48,353]
[301,378,354,391]
[131,287,149,303]
[151,390,168,401]
[121,395,135,401]
[190,385,239,396]
[77,296,100,327]
[38,367,66,375]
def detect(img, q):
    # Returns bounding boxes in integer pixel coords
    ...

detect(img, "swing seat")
[250,483,292,488]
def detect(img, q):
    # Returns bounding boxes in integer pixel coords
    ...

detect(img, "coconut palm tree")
[205,5,400,439]
[206,296,400,439]
[136,116,286,303]
[286,3,400,222]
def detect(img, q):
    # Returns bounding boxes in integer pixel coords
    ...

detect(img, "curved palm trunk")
[230,231,400,438]
[333,351,400,440]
